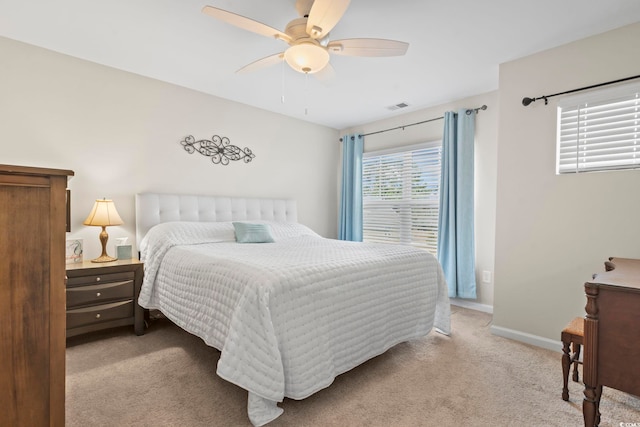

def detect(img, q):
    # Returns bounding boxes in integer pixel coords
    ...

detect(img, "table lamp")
[83,198,124,263]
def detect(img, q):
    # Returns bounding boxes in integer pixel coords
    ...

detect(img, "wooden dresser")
[0,164,73,427]
[583,257,640,427]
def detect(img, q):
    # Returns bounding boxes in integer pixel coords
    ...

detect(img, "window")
[362,141,441,254]
[557,82,640,174]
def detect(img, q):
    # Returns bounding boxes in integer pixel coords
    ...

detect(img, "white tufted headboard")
[135,193,298,247]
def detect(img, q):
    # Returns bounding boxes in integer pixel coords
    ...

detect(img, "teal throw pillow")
[233,222,275,243]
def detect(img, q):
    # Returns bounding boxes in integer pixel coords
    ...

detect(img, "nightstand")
[65,258,144,338]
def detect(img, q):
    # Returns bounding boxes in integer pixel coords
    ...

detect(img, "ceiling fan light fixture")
[284,43,330,74]
[203,0,408,77]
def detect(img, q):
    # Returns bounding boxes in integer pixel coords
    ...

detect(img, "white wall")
[0,36,340,260]
[493,22,640,345]
[343,91,499,309]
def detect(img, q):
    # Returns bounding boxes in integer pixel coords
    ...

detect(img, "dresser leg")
[595,385,602,426]
[583,386,597,427]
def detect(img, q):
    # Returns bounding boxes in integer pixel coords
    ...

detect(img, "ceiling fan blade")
[236,52,285,74]
[202,6,292,43]
[313,62,336,82]
[306,0,351,39]
[327,38,409,57]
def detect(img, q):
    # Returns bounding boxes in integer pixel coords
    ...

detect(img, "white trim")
[490,325,562,353]
[450,298,493,314]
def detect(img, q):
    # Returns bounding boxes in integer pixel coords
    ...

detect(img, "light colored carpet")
[66,307,640,426]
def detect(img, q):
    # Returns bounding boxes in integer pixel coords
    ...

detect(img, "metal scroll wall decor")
[179,135,255,165]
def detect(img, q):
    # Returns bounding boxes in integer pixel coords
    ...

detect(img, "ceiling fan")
[202,0,409,77]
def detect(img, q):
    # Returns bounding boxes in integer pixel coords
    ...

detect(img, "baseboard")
[450,301,564,353]
[450,298,493,314]
[490,325,562,353]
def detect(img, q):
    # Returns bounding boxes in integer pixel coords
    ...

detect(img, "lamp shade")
[284,42,330,74]
[83,199,124,227]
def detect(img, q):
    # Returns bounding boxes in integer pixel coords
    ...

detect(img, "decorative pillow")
[233,222,275,243]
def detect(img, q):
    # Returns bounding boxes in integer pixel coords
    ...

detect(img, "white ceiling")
[1,0,639,130]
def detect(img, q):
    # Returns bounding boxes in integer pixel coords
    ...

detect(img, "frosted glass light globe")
[284,43,330,74]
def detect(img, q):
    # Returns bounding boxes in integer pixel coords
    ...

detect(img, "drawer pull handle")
[96,292,101,297]
[96,314,101,319]
[96,277,101,282]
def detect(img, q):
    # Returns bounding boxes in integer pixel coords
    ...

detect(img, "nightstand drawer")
[66,271,134,287]
[67,300,134,330]
[66,280,134,308]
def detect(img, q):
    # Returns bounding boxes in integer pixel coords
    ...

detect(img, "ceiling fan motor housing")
[285,17,311,42]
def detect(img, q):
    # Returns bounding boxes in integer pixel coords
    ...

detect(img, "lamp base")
[91,225,118,263]
[90,254,118,263]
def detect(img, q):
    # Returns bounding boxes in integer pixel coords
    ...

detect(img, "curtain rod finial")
[522,97,535,106]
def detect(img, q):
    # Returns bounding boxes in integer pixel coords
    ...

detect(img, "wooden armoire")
[0,164,74,427]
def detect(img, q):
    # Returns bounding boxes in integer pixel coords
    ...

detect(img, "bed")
[135,193,451,426]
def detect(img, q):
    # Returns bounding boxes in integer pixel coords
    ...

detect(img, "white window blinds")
[362,141,441,254]
[557,82,640,174]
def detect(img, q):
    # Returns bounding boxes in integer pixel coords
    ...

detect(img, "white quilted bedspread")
[138,221,451,426]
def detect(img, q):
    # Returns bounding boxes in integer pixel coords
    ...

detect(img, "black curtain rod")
[345,104,488,139]
[362,116,442,138]
[522,74,640,106]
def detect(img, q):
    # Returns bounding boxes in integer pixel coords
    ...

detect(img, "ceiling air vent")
[387,102,410,111]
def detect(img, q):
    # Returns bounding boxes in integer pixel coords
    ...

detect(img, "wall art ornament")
[180,135,255,165]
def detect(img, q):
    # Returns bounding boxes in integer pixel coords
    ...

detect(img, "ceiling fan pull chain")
[281,57,286,104]
[305,72,309,115]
